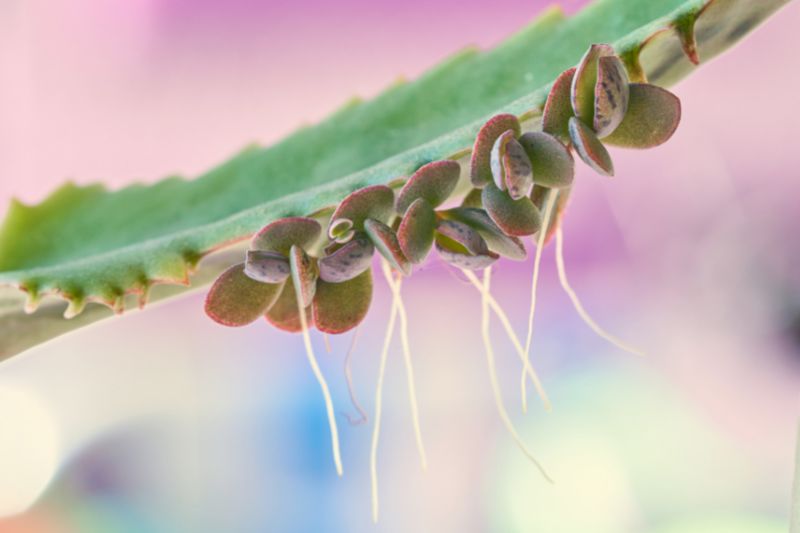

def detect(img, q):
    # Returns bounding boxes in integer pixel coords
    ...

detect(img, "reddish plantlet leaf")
[205,263,284,327]
[491,130,533,200]
[532,186,572,245]
[244,250,291,284]
[542,67,576,142]
[364,219,412,275]
[265,277,313,332]
[435,219,491,255]
[434,230,498,271]
[470,114,521,188]
[397,197,436,264]
[289,245,318,308]
[518,132,574,189]
[571,44,615,125]
[329,185,395,232]
[395,160,460,214]
[313,269,373,334]
[318,233,374,283]
[481,183,542,237]
[602,83,681,149]
[593,56,630,138]
[568,117,614,176]
[251,217,322,255]
[439,207,526,261]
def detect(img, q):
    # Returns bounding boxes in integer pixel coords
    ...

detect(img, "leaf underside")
[0,0,790,359]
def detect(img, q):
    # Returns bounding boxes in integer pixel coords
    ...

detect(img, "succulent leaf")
[265,277,313,332]
[490,130,534,200]
[482,183,543,237]
[364,219,412,275]
[329,185,395,233]
[434,228,499,271]
[313,269,373,334]
[470,114,521,188]
[318,233,374,283]
[289,245,318,308]
[568,117,615,176]
[593,55,630,137]
[205,263,284,327]
[541,67,577,142]
[571,44,615,125]
[244,250,291,284]
[397,198,436,264]
[439,207,526,261]
[518,132,575,189]
[602,83,681,148]
[395,160,461,214]
[251,217,322,255]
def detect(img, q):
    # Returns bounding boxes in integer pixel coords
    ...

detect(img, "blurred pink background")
[0,1,799,531]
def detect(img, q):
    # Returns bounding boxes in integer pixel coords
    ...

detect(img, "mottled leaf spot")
[594,55,630,138]
[491,130,533,200]
[245,250,291,284]
[318,233,374,283]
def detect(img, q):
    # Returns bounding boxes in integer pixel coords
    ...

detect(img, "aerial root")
[554,228,645,357]
[370,265,400,523]
[381,261,428,471]
[460,269,551,412]
[480,268,553,482]
[343,328,368,426]
[294,285,343,476]
[522,189,558,413]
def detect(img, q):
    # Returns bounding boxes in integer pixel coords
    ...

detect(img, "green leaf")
[0,0,790,358]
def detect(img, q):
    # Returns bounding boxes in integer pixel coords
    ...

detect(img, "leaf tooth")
[618,44,647,84]
[135,276,152,310]
[21,283,41,314]
[63,295,87,319]
[673,11,701,65]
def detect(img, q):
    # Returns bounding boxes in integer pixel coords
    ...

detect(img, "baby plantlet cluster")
[203,43,682,520]
[204,43,680,335]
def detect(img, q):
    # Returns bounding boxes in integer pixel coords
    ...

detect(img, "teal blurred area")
[1,0,799,531]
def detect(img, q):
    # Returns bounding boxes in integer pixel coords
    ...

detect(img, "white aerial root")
[343,328,368,425]
[521,189,558,413]
[294,286,343,476]
[381,260,428,471]
[480,268,553,482]
[370,270,400,523]
[554,227,645,357]
[460,269,551,412]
